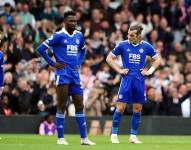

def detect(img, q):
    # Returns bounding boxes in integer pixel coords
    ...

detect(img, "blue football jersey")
[111,40,157,76]
[0,51,4,87]
[42,28,86,75]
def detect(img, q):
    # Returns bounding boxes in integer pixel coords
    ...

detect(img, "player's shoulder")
[141,40,153,47]
[116,40,128,47]
[75,30,83,35]
[75,30,84,39]
[55,28,65,36]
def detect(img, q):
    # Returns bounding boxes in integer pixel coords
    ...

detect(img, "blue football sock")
[112,111,122,134]
[56,112,65,138]
[75,112,87,138]
[130,112,141,135]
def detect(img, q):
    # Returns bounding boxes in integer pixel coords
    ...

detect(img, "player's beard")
[132,37,141,45]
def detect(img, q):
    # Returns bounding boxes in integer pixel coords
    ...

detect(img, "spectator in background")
[161,83,191,116]
[16,78,33,114]
[80,64,96,104]
[1,3,13,26]
[39,114,56,135]
[18,3,36,28]
[132,14,153,38]
[142,87,163,115]
[85,80,106,116]
[99,0,115,24]
[0,94,13,116]
[112,13,122,31]
[90,9,102,32]
[157,17,174,52]
[39,0,57,21]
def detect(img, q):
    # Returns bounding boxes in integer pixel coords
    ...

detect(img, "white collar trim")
[127,40,143,47]
[62,28,76,37]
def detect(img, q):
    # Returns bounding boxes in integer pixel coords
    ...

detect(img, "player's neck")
[65,27,74,35]
[128,40,142,46]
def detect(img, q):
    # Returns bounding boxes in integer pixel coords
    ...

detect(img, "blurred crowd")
[0,0,191,117]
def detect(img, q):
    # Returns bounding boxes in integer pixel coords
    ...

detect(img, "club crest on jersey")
[76,39,80,44]
[64,39,67,43]
[139,48,144,53]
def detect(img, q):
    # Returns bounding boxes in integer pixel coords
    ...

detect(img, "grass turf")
[0,134,191,150]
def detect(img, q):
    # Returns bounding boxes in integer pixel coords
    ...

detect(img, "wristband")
[148,66,155,75]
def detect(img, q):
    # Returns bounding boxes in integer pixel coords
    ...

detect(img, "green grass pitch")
[0,134,191,150]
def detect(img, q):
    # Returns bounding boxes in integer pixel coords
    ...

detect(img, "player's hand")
[54,62,66,69]
[141,69,150,76]
[119,68,129,75]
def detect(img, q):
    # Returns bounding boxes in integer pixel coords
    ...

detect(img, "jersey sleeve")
[79,34,86,51]
[111,43,122,57]
[146,42,157,58]
[78,34,86,65]
[43,33,60,48]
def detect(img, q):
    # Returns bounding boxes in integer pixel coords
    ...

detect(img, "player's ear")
[137,34,141,40]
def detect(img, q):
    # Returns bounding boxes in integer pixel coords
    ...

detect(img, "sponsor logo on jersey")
[129,53,141,64]
[67,45,78,56]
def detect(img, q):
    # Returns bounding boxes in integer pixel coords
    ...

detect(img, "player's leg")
[111,102,127,144]
[129,103,142,143]
[129,78,145,144]
[56,84,69,145]
[71,83,95,145]
[111,77,132,144]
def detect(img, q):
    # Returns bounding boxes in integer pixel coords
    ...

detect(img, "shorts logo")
[119,94,123,99]
[76,39,80,44]
[139,48,144,53]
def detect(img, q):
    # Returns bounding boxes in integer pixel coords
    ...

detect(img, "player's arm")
[106,52,128,75]
[36,34,64,68]
[141,43,160,76]
[78,44,86,65]
[0,52,4,96]
[147,55,160,75]
[78,35,86,65]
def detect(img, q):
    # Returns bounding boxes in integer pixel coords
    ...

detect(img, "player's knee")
[116,105,126,113]
[75,104,84,112]
[133,105,142,113]
[57,103,67,113]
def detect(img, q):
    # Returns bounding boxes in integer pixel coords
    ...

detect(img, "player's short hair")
[129,24,143,35]
[64,11,76,20]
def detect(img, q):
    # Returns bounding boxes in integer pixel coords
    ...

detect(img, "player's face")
[65,15,77,31]
[128,30,140,44]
